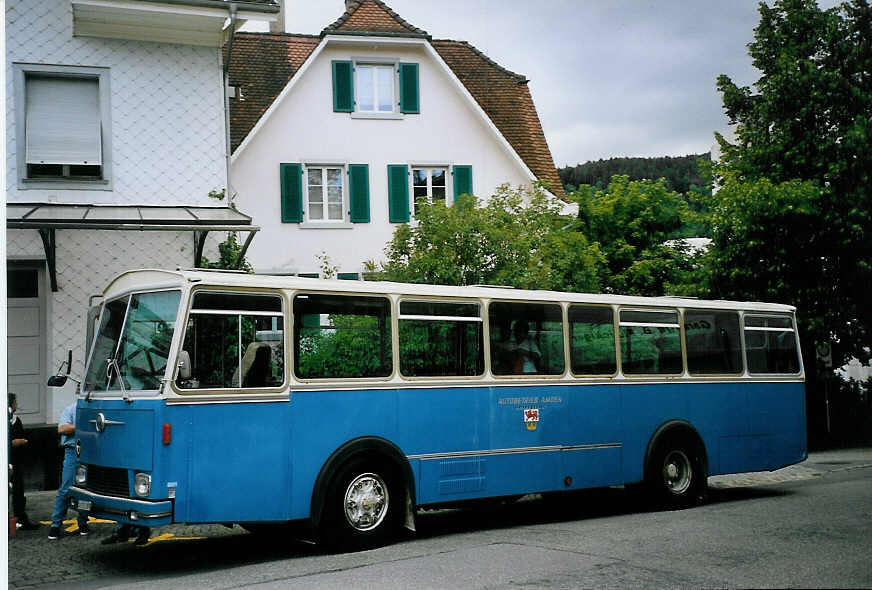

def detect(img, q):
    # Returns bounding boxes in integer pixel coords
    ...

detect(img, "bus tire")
[322,457,401,552]
[648,436,707,509]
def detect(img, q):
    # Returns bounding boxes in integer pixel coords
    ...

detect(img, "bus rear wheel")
[322,458,401,551]
[649,438,707,509]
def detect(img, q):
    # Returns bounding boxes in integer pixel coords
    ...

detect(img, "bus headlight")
[75,465,87,485]
[134,473,151,497]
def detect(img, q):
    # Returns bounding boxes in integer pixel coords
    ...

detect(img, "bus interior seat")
[235,341,272,388]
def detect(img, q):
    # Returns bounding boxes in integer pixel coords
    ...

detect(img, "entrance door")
[7,263,46,424]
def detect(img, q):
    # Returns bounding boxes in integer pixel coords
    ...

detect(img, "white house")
[5,0,278,428]
[228,0,567,277]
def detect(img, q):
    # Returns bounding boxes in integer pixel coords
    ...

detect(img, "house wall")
[5,0,228,424]
[5,0,227,205]
[231,42,534,274]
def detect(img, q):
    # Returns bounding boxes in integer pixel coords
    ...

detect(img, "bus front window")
[84,291,182,392]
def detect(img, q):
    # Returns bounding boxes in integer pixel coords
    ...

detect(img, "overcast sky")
[273,1,838,166]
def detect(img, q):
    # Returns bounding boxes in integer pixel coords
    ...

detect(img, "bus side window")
[685,311,742,375]
[177,292,284,390]
[293,294,392,379]
[619,309,682,375]
[569,305,616,375]
[744,315,800,374]
[489,301,564,376]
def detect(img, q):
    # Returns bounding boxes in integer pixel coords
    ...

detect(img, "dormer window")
[356,63,394,113]
[332,60,419,116]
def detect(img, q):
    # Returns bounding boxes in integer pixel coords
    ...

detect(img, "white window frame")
[410,165,450,217]
[13,63,112,191]
[351,57,401,120]
[303,163,348,226]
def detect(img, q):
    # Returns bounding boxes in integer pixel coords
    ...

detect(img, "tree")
[379,184,604,293]
[576,175,702,297]
[713,0,871,372]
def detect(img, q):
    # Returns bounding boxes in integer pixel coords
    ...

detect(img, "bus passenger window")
[619,309,682,375]
[744,315,800,374]
[399,301,483,377]
[489,302,564,376]
[294,294,392,379]
[685,311,742,375]
[177,293,284,390]
[569,305,616,375]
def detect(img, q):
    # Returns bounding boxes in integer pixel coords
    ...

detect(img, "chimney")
[269,0,285,33]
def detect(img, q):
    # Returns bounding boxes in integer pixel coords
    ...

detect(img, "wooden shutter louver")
[280,163,303,223]
[388,164,410,223]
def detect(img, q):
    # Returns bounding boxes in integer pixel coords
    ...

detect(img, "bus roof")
[101,268,796,313]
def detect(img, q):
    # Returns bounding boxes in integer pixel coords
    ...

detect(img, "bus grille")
[85,465,129,497]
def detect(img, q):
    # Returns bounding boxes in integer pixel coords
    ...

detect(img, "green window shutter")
[453,165,473,199]
[399,63,419,114]
[387,164,410,223]
[332,60,354,112]
[337,272,360,280]
[280,163,303,223]
[348,164,370,223]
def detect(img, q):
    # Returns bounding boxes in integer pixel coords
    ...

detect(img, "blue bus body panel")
[72,379,805,526]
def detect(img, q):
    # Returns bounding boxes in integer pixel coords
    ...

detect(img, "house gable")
[229,0,564,199]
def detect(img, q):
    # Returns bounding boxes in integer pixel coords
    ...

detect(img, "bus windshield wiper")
[106,357,130,403]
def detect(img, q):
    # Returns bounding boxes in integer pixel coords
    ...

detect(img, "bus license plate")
[77,500,92,511]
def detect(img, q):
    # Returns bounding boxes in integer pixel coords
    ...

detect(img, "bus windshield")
[84,290,181,392]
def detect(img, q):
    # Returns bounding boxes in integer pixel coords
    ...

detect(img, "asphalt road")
[8,448,872,589]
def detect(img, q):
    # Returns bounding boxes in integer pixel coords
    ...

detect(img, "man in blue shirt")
[48,401,89,540]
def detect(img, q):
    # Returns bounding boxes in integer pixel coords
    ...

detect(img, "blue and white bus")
[64,269,806,550]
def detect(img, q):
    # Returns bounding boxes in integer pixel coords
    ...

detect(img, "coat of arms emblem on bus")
[524,408,539,431]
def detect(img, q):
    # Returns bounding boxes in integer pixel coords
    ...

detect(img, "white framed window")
[305,165,345,222]
[13,63,112,190]
[356,63,396,114]
[412,167,448,216]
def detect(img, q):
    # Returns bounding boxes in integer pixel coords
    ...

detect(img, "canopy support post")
[38,228,58,292]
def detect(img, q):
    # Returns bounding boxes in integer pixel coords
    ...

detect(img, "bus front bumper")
[70,486,173,527]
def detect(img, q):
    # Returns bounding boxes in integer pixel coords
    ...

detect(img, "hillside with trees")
[558,154,711,195]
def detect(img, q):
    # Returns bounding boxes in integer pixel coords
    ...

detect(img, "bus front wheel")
[322,458,402,551]
[648,437,707,509]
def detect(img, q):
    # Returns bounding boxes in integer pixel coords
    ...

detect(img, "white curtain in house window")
[25,76,102,165]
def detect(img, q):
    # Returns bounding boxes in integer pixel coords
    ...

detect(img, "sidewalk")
[708,446,872,488]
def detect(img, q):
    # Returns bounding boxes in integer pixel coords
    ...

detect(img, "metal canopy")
[7,203,260,292]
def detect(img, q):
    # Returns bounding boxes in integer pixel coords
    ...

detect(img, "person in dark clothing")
[101,522,150,546]
[8,393,38,530]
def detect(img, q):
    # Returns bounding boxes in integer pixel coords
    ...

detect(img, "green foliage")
[575,175,703,296]
[297,314,390,378]
[559,154,711,196]
[381,184,604,292]
[198,232,253,273]
[712,0,872,370]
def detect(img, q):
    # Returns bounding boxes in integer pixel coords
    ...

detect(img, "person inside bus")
[508,320,541,374]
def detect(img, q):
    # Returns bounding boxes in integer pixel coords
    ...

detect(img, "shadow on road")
[74,484,792,585]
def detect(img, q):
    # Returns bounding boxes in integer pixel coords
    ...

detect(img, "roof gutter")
[147,0,278,12]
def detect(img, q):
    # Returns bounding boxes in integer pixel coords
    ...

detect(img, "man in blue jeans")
[48,401,89,540]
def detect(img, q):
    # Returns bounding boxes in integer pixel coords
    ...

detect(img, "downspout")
[220,4,258,268]
[223,3,238,204]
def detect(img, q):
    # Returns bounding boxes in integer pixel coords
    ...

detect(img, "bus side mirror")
[48,350,74,387]
[47,375,68,387]
[177,351,192,380]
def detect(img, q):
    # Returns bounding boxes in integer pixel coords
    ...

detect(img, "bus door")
[173,290,291,523]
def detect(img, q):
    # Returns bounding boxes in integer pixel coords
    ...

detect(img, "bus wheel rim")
[662,450,692,495]
[343,472,389,531]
